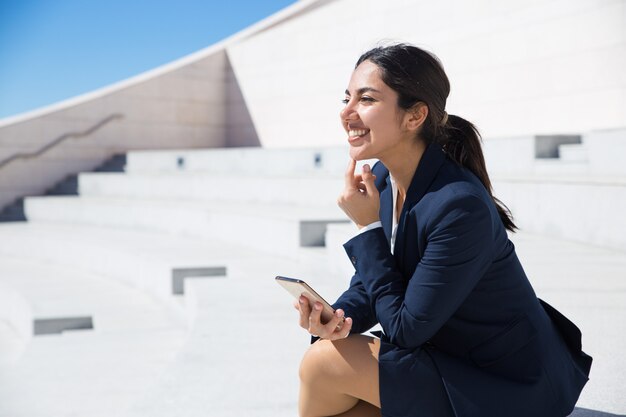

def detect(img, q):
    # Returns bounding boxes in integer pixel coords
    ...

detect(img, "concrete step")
[0,256,184,334]
[558,143,588,162]
[0,326,187,417]
[125,146,350,176]
[126,244,349,417]
[0,218,344,417]
[23,196,349,257]
[0,282,31,366]
[77,171,344,207]
[0,222,252,310]
[531,159,589,175]
[0,254,191,366]
[491,175,626,252]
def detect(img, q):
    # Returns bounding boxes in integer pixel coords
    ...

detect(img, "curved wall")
[0,0,624,210]
[228,0,626,147]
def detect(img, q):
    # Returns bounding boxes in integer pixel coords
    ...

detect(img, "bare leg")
[299,334,381,417]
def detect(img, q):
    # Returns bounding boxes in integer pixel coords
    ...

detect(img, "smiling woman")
[292,43,592,417]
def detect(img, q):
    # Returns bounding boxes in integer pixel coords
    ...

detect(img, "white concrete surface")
[22,197,348,258]
[2,221,623,416]
[493,175,626,251]
[480,129,626,252]
[78,172,344,207]
[124,146,351,175]
[511,233,626,415]
[1,140,625,416]
[228,0,626,147]
[0,223,245,312]
[2,0,625,212]
[0,283,32,366]
[0,0,331,211]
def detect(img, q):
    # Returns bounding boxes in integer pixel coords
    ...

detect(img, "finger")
[344,159,357,189]
[361,164,378,196]
[333,308,346,330]
[340,317,353,338]
[327,316,351,341]
[308,301,323,334]
[298,296,311,329]
[316,310,343,339]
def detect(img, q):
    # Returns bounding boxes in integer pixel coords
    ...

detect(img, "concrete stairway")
[0,154,127,223]
[1,145,624,416]
[0,146,356,417]
[23,147,353,257]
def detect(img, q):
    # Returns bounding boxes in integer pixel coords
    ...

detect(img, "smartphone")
[275,276,337,323]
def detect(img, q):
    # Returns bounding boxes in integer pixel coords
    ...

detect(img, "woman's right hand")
[294,296,353,340]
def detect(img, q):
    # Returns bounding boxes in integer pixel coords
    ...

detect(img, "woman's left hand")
[337,159,380,229]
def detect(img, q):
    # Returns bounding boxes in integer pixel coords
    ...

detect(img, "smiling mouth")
[348,129,369,137]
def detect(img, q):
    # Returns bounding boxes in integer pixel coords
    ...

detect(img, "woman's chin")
[348,145,371,161]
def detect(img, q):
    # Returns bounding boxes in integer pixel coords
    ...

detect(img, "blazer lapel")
[379,175,393,243]
[394,143,447,264]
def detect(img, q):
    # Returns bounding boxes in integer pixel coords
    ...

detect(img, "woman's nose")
[340,102,357,122]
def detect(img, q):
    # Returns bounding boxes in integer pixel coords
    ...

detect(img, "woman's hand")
[294,296,353,340]
[337,160,380,229]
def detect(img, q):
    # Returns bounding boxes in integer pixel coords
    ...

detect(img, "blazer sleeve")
[332,273,378,334]
[343,192,494,348]
[329,159,389,336]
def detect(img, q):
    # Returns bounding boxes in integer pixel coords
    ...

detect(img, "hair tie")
[441,111,448,126]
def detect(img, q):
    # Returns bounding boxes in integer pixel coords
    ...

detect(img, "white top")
[390,174,399,254]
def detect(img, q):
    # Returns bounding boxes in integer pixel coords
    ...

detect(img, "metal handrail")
[0,113,124,170]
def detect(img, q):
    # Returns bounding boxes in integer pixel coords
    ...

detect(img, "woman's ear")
[405,102,428,132]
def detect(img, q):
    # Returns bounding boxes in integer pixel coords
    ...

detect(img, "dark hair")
[356,43,517,232]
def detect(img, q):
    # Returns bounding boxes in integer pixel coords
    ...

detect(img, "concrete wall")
[0,49,233,208]
[228,0,626,147]
[484,128,626,251]
[0,0,334,210]
[1,0,624,236]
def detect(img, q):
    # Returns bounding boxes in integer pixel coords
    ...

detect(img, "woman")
[294,44,592,417]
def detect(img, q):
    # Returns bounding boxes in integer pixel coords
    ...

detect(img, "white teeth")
[349,129,368,137]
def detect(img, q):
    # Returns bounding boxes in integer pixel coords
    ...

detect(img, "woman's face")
[340,60,417,161]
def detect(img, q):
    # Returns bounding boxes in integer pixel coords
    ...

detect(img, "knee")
[299,339,337,385]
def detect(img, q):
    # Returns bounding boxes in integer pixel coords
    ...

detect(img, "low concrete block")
[171,266,227,295]
[300,220,350,247]
[34,316,93,335]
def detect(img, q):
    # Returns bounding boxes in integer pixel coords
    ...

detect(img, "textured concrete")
[1,140,625,415]
[2,0,625,211]
[510,233,626,415]
[22,197,347,258]
[1,223,624,415]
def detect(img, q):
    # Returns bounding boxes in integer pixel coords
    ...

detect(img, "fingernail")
[299,296,305,304]
[315,303,322,310]
[363,164,370,173]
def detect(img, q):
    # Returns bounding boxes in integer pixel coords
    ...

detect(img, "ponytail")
[438,115,517,232]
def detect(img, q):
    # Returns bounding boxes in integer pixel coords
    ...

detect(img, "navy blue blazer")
[334,143,591,417]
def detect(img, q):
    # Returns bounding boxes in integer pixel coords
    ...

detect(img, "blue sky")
[0,0,297,120]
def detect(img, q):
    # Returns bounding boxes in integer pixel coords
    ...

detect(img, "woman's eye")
[341,96,375,104]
